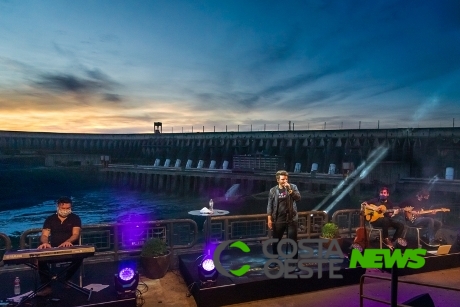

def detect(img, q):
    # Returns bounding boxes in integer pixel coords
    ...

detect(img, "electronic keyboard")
[3,245,95,264]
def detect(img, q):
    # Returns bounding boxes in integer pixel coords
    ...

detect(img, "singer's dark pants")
[38,259,83,284]
[272,221,298,259]
[371,217,404,241]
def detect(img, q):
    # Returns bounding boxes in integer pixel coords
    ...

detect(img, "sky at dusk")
[0,0,459,134]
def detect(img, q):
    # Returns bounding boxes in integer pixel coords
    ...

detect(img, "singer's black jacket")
[267,183,301,223]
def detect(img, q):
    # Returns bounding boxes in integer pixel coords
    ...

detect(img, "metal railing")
[210,211,329,243]
[17,219,198,262]
[0,233,12,250]
[0,233,12,266]
[1,211,329,265]
[360,273,460,307]
[332,209,361,238]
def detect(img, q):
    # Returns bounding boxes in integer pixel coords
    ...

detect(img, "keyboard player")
[36,196,82,297]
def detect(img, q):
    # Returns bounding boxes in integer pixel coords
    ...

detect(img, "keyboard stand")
[16,261,92,307]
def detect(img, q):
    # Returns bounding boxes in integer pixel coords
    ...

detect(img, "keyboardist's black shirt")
[43,213,81,247]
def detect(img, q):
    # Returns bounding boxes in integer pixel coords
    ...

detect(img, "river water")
[0,163,355,238]
[0,187,215,236]
[0,164,273,237]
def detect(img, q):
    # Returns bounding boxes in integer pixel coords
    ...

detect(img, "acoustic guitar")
[405,208,450,223]
[353,208,369,251]
[364,204,413,223]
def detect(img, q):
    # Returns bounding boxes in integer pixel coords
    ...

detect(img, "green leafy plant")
[140,238,168,257]
[321,222,340,239]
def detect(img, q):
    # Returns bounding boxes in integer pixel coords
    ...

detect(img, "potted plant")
[320,222,343,249]
[140,238,171,279]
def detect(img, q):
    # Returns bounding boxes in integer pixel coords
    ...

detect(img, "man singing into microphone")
[267,170,301,269]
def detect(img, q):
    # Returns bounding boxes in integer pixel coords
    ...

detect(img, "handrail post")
[224,218,229,241]
[167,221,174,268]
[167,221,174,249]
[348,212,353,238]
[113,224,119,262]
[360,274,365,307]
[0,232,12,251]
[391,266,398,307]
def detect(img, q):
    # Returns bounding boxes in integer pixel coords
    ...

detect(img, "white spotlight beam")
[312,147,386,211]
[323,146,389,213]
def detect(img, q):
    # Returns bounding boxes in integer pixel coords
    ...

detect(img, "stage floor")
[179,239,460,307]
[0,261,136,307]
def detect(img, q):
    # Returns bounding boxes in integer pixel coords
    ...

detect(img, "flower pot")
[140,250,172,279]
[321,237,343,251]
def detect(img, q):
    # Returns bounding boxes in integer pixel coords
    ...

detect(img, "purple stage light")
[114,267,139,299]
[201,258,215,271]
[198,255,219,283]
[120,214,150,248]
[204,242,218,257]
[119,267,135,281]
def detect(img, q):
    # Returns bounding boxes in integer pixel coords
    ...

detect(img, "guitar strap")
[362,210,368,243]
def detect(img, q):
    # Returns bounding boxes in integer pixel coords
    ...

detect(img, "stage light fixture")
[198,255,218,284]
[114,266,139,299]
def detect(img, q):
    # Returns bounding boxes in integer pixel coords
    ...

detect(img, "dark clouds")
[104,93,121,102]
[35,74,98,93]
[32,68,122,104]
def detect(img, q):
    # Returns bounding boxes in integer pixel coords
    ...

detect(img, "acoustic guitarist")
[399,189,444,247]
[362,186,406,250]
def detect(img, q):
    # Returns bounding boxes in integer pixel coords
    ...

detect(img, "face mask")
[379,195,388,201]
[58,209,72,217]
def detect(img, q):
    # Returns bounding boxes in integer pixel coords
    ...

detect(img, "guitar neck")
[415,209,449,215]
[367,206,400,212]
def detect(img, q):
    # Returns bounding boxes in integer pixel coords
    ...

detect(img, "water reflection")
[0,188,208,236]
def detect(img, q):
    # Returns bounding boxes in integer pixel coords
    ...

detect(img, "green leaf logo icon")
[228,241,251,276]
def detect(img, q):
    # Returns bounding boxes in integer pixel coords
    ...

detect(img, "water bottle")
[209,199,214,212]
[14,277,20,295]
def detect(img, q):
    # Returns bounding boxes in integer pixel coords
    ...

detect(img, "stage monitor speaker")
[436,228,458,245]
[401,293,434,307]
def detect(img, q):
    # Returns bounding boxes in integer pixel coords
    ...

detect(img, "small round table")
[188,209,229,249]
